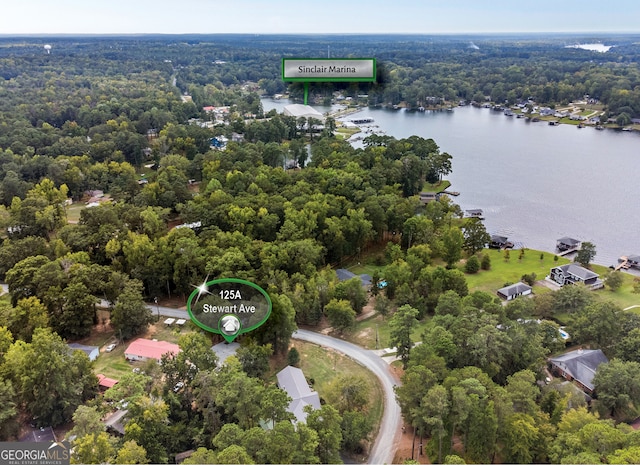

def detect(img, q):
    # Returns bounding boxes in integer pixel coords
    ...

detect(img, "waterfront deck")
[616,255,640,271]
[557,246,579,257]
[616,257,631,271]
[349,117,374,124]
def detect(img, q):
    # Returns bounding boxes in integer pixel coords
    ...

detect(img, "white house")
[497,282,532,301]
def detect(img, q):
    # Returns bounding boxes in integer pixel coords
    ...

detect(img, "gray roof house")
[549,264,603,289]
[336,269,372,287]
[67,343,99,362]
[556,237,581,251]
[489,235,512,249]
[549,349,609,394]
[276,366,321,423]
[497,282,532,301]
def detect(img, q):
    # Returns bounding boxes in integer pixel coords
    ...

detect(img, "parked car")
[105,343,117,352]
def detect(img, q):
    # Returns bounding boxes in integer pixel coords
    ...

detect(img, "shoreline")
[332,107,639,271]
[331,103,639,132]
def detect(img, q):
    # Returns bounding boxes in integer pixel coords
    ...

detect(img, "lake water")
[565,43,614,52]
[262,98,640,267]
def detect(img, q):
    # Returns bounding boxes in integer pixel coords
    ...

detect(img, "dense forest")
[1,35,640,464]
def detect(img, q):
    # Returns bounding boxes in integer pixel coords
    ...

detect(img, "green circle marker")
[187,278,272,342]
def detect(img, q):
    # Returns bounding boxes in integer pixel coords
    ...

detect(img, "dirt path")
[357,299,376,321]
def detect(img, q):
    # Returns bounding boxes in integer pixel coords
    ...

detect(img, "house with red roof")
[97,374,119,391]
[124,338,180,362]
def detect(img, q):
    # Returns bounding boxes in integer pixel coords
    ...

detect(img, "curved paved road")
[292,329,401,465]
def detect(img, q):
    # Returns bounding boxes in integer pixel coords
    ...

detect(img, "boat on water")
[464,209,484,220]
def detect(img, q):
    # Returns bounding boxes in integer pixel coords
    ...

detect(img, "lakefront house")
[548,264,603,289]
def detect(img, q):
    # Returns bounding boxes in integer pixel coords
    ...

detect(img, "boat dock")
[557,246,579,257]
[556,237,581,256]
[616,255,640,271]
[615,257,631,271]
[349,117,374,124]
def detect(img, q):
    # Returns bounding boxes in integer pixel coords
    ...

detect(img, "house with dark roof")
[549,264,603,289]
[276,366,321,423]
[335,269,371,287]
[19,426,56,442]
[556,237,581,252]
[549,349,609,395]
[103,409,127,436]
[489,235,513,249]
[336,269,357,281]
[497,282,532,301]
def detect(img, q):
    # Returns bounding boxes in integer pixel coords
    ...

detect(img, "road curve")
[292,329,401,465]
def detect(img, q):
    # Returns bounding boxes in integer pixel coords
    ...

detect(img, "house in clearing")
[67,343,99,362]
[497,282,532,301]
[276,366,321,423]
[336,268,372,287]
[97,374,119,392]
[548,263,603,289]
[124,338,180,362]
[549,349,609,395]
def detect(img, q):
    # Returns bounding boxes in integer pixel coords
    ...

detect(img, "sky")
[1,0,639,35]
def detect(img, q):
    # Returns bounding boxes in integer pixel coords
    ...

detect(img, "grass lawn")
[463,248,570,293]
[90,320,198,380]
[422,179,451,193]
[559,117,581,126]
[345,313,431,350]
[92,343,135,379]
[65,202,86,223]
[291,340,384,440]
[589,264,640,309]
[348,263,385,276]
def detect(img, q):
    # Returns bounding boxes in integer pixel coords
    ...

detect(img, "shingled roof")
[276,366,321,423]
[549,349,609,392]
